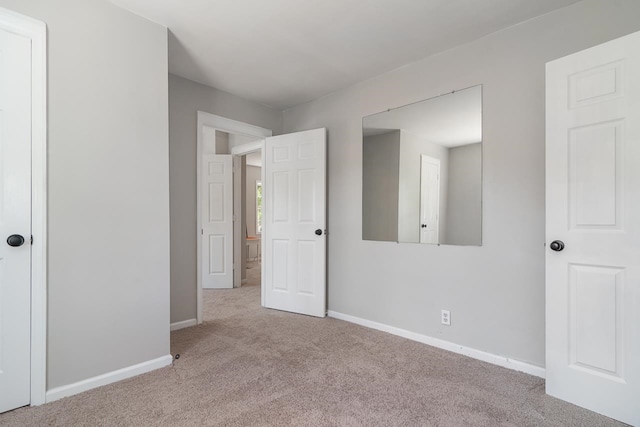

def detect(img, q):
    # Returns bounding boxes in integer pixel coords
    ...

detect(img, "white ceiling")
[363,85,481,148]
[109,0,581,109]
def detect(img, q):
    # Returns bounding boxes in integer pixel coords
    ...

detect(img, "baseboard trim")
[170,318,197,331]
[46,354,173,403]
[327,311,545,379]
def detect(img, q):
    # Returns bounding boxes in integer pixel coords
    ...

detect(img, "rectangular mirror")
[362,85,482,245]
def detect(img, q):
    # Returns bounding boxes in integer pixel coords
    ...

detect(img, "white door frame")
[0,7,47,406]
[196,111,271,323]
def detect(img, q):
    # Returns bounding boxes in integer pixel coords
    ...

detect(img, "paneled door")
[201,154,234,289]
[419,154,440,244]
[546,30,640,425]
[0,27,32,413]
[264,129,326,317]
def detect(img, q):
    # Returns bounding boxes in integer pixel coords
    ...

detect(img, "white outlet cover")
[441,310,451,326]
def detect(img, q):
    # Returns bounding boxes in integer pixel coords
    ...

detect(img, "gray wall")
[444,143,482,245]
[362,131,400,242]
[169,74,282,323]
[0,0,170,388]
[215,130,229,154]
[398,131,449,243]
[282,0,640,367]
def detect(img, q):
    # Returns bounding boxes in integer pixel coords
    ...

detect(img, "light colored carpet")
[0,261,624,426]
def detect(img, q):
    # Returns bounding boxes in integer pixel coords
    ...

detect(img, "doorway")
[196,113,328,322]
[232,144,263,291]
[238,148,263,303]
[196,111,271,323]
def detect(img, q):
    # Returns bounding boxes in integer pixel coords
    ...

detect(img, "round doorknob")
[315,229,323,236]
[549,240,565,252]
[7,234,25,247]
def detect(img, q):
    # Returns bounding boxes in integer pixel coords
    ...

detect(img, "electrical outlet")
[441,310,451,326]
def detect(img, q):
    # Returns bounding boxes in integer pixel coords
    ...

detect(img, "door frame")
[0,7,48,406]
[196,111,271,323]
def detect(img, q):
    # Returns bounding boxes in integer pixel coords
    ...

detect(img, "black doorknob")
[550,240,565,252]
[7,234,25,247]
[315,229,323,236]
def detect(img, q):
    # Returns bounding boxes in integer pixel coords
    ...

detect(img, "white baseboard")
[170,318,197,331]
[327,311,545,379]
[46,354,173,403]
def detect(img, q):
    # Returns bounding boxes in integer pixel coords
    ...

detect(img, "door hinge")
[31,235,34,245]
[201,229,204,235]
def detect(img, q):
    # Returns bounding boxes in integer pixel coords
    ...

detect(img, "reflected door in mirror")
[420,155,440,244]
[362,85,482,246]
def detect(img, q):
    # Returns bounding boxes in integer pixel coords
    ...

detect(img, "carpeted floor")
[0,261,624,426]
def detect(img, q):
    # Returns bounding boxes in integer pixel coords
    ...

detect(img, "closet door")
[546,30,640,426]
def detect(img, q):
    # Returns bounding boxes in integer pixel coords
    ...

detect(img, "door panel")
[569,264,623,378]
[264,129,326,317]
[546,30,640,426]
[569,122,622,229]
[202,155,233,288]
[0,28,32,413]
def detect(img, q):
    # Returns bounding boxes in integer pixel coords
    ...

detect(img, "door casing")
[0,6,47,406]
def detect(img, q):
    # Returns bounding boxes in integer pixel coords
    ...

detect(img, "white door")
[202,154,234,289]
[264,128,326,317]
[0,28,32,413]
[546,31,640,426]
[419,155,440,244]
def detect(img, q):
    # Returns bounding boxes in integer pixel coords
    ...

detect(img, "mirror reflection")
[362,85,482,245]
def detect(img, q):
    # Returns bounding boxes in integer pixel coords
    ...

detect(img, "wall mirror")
[362,85,482,246]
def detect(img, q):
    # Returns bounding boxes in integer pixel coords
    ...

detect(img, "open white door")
[263,128,326,317]
[419,155,440,244]
[0,27,32,413]
[202,154,234,289]
[546,31,640,425]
